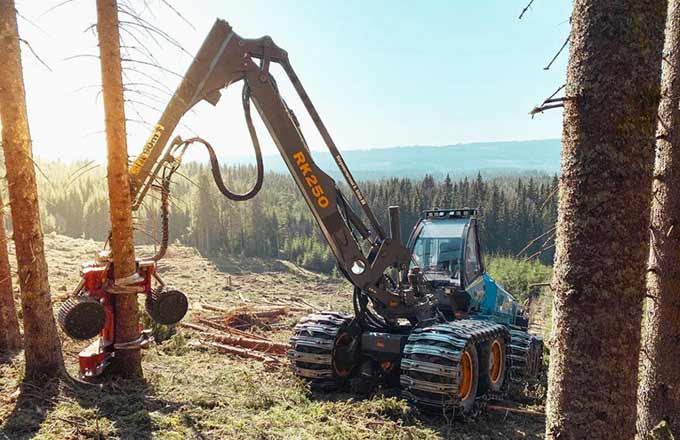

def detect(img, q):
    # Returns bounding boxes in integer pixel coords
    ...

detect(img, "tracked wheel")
[479,335,507,394]
[145,287,188,325]
[288,312,357,390]
[508,329,544,381]
[58,296,106,340]
[400,320,508,415]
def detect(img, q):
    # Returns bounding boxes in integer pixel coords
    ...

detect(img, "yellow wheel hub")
[459,351,473,399]
[489,340,503,384]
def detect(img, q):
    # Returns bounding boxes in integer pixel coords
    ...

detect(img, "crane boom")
[128,19,434,321]
[117,19,544,416]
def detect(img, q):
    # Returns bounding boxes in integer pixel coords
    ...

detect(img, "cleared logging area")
[0,234,545,439]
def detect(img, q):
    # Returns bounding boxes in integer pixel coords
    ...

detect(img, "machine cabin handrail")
[127,19,434,320]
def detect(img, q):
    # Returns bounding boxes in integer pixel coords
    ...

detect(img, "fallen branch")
[199,332,288,356]
[294,298,322,312]
[197,302,229,313]
[194,318,271,341]
[260,298,312,312]
[180,322,212,333]
[487,404,545,417]
[199,304,293,329]
[244,307,290,319]
[202,341,281,366]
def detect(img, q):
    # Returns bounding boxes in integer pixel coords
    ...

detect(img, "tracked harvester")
[59,18,543,413]
[289,208,543,413]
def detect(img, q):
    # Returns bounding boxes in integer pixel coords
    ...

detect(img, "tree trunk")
[0,189,21,352]
[637,0,680,436]
[546,2,666,440]
[96,0,142,378]
[0,0,63,376]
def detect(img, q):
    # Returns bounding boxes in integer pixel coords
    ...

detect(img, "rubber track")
[288,312,352,388]
[400,319,509,413]
[508,328,543,381]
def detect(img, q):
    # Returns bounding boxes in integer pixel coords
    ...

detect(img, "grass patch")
[486,256,552,301]
[1,343,545,439]
[1,236,546,439]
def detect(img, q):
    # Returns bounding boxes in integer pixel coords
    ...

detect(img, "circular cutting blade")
[146,288,188,325]
[58,296,106,340]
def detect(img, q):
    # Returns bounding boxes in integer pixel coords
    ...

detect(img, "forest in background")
[32,160,558,274]
[2,1,679,438]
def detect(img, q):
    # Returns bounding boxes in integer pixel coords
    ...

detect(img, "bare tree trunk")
[546,2,666,440]
[0,0,63,377]
[96,0,142,378]
[637,1,680,436]
[0,189,21,352]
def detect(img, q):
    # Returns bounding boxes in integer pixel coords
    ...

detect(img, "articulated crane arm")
[128,19,435,322]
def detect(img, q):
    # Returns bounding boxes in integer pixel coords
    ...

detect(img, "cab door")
[463,220,485,306]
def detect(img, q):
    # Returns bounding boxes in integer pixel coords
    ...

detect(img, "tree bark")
[546,2,666,440]
[0,0,63,376]
[637,0,680,436]
[0,189,21,352]
[96,0,142,378]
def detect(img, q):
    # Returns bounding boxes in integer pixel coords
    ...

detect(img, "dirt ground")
[0,234,545,439]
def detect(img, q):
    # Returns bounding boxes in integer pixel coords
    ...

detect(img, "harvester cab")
[407,208,522,326]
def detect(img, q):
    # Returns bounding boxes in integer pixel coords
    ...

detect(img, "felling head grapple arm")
[128,19,435,322]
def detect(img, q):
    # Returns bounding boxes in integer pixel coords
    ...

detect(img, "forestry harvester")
[58,19,543,414]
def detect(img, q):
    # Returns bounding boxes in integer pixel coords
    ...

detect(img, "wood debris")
[182,301,312,367]
[197,302,303,330]
[203,341,280,367]
[200,332,288,355]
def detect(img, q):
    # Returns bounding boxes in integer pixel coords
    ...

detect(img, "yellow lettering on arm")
[293,151,306,165]
[294,149,329,209]
[300,163,312,177]
[130,124,165,176]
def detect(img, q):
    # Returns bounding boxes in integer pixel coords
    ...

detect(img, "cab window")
[465,224,482,282]
[410,219,466,281]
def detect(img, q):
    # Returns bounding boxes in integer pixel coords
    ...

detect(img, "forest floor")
[0,234,546,439]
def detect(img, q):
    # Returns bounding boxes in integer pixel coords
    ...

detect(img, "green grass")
[486,256,552,301]
[1,337,545,440]
[0,237,546,439]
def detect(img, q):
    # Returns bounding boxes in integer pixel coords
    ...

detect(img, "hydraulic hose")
[151,171,171,262]
[146,83,266,262]
[180,135,263,202]
[169,83,265,202]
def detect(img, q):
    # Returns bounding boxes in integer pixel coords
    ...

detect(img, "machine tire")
[58,295,106,340]
[509,329,544,381]
[479,335,507,394]
[458,343,479,414]
[400,319,507,416]
[288,312,357,390]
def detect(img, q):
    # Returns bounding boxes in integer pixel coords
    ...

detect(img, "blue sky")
[14,1,571,162]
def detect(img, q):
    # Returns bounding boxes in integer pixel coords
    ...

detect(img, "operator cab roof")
[424,208,478,219]
[409,208,480,284]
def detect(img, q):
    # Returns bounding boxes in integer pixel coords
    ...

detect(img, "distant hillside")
[226,139,561,180]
